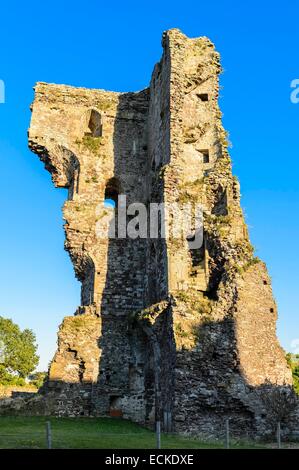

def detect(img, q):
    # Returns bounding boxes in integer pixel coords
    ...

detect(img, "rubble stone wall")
[15,28,294,437]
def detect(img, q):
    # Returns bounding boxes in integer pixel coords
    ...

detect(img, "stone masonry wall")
[15,29,295,437]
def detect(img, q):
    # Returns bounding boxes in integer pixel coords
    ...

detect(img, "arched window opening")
[104,177,121,209]
[85,109,102,137]
[187,232,208,292]
[104,198,116,209]
[187,232,205,269]
[80,256,95,306]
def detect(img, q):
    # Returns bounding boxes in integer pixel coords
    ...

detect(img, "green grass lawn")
[0,416,264,449]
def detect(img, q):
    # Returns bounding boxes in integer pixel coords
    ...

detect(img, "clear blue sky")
[0,0,298,370]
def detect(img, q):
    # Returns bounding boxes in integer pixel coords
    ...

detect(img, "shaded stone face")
[27,28,294,436]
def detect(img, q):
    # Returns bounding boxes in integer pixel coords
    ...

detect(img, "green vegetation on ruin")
[204,213,232,238]
[85,174,99,184]
[219,129,232,149]
[235,256,261,275]
[177,178,204,204]
[204,213,231,225]
[194,38,209,50]
[175,291,213,318]
[75,136,102,154]
[94,99,114,111]
[175,290,189,303]
[131,301,169,327]
[66,315,91,332]
[174,323,189,338]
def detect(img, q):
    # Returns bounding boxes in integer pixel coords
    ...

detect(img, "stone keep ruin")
[28,29,293,436]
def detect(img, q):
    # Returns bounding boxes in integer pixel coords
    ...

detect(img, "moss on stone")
[175,323,189,338]
[175,290,213,318]
[235,256,261,275]
[94,99,114,111]
[175,291,189,302]
[66,315,90,332]
[76,136,102,154]
[177,178,204,203]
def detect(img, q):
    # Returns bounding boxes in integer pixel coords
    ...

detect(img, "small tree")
[257,380,298,431]
[0,316,39,383]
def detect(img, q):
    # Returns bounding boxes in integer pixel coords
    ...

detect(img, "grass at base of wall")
[0,416,267,449]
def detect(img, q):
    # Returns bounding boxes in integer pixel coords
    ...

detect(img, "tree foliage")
[0,316,39,382]
[256,379,298,428]
[29,371,47,389]
[286,353,299,395]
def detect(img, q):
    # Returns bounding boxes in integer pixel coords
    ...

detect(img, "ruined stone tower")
[28,29,292,436]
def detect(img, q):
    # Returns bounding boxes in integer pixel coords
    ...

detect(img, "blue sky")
[0,0,298,370]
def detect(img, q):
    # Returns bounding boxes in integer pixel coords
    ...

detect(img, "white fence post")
[225,418,230,449]
[156,421,161,449]
[277,421,281,449]
[46,421,52,449]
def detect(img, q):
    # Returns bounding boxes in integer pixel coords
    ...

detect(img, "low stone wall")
[0,385,38,400]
